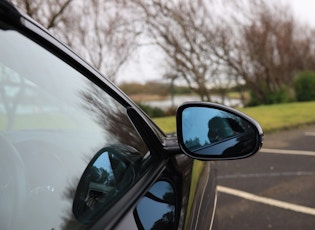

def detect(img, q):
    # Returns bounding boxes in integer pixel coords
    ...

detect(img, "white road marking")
[217,186,315,216]
[305,132,315,136]
[260,148,315,156]
[218,171,315,179]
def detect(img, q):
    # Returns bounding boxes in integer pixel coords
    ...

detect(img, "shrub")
[269,85,295,104]
[137,103,165,118]
[248,85,294,106]
[294,71,315,102]
[164,106,177,116]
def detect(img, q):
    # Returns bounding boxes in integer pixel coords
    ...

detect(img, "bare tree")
[121,0,225,101]
[11,0,73,30]
[217,0,315,104]
[58,1,140,83]
[120,0,315,104]
[13,0,315,103]
[11,0,139,83]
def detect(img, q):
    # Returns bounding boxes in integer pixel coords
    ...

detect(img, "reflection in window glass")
[73,145,143,224]
[135,181,176,230]
[0,30,149,229]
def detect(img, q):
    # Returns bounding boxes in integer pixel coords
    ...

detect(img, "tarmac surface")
[213,124,315,230]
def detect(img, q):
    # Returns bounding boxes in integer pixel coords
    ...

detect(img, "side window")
[134,180,177,230]
[0,30,149,229]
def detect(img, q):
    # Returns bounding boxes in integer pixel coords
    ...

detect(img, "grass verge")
[153,101,315,134]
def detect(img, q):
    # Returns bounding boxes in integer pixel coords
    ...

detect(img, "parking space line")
[217,186,315,216]
[260,148,315,156]
[305,132,315,136]
[218,171,315,179]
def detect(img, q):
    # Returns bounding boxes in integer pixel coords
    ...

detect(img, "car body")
[0,1,263,229]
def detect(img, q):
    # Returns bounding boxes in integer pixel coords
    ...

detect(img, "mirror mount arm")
[128,107,182,158]
[127,107,164,154]
[163,135,182,156]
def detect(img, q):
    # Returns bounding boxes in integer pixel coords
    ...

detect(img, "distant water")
[144,95,243,110]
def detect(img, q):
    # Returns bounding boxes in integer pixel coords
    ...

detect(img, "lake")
[144,95,243,110]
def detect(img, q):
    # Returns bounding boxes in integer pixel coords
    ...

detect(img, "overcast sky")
[284,0,315,26]
[117,0,315,84]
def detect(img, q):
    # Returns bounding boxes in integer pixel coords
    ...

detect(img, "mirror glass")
[73,146,138,224]
[134,181,176,230]
[181,107,257,158]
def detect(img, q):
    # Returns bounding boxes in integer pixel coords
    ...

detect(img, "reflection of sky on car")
[149,181,172,200]
[0,60,101,131]
[136,181,174,229]
[182,107,227,145]
[93,152,113,176]
[137,197,172,229]
[0,31,88,113]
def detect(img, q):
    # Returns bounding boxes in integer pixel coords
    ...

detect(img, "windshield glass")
[0,29,149,229]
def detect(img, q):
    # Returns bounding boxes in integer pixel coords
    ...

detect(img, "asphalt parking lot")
[214,124,315,230]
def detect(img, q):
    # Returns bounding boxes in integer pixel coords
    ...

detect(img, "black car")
[0,1,263,229]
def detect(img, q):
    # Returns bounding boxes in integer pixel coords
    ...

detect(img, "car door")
[0,2,263,230]
[0,6,170,229]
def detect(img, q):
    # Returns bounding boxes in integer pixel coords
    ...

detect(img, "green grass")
[153,101,315,134]
[153,116,177,134]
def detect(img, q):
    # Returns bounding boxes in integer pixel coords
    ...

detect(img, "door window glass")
[0,29,149,229]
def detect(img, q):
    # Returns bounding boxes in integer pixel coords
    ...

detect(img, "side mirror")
[176,102,263,160]
[73,145,142,224]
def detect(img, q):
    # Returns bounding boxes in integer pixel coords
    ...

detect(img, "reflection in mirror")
[134,181,176,230]
[84,152,126,210]
[182,107,256,157]
[73,145,141,224]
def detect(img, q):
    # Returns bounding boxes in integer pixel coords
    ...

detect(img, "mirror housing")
[176,102,263,160]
